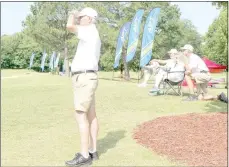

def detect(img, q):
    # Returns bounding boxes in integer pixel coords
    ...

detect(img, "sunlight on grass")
[1,70,227,166]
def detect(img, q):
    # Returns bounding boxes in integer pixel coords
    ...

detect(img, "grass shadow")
[204,100,228,113]
[159,91,190,97]
[97,130,126,156]
[162,92,190,96]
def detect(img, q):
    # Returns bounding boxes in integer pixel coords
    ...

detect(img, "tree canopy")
[1,2,227,71]
[202,5,227,65]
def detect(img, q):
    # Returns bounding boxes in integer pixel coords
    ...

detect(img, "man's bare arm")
[150,59,167,65]
[184,64,192,75]
[66,11,78,33]
[156,59,167,65]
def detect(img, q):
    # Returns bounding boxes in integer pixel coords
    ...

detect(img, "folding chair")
[160,71,185,96]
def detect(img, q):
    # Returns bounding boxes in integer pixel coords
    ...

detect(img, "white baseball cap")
[181,44,194,52]
[79,7,98,19]
[167,49,178,54]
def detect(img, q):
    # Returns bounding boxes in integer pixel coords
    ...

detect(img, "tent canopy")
[202,57,227,70]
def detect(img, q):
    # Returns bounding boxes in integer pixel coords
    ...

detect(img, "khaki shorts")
[72,72,98,112]
[193,72,211,84]
[192,73,211,95]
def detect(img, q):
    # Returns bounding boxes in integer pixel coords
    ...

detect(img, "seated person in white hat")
[148,51,185,93]
[138,49,179,87]
[181,44,228,103]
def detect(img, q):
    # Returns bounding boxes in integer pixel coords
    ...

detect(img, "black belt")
[72,70,96,76]
[200,70,208,73]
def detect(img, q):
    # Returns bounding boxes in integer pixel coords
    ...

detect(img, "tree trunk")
[64,43,70,77]
[122,50,130,81]
[120,64,124,78]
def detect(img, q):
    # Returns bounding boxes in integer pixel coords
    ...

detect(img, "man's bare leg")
[197,93,218,100]
[143,69,151,84]
[154,71,165,88]
[198,83,217,101]
[182,75,198,101]
[138,69,151,86]
[185,75,195,95]
[75,111,90,158]
[87,98,99,153]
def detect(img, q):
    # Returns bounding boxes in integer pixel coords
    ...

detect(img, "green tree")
[1,2,203,74]
[23,2,80,76]
[202,7,227,65]
[212,2,228,9]
[1,34,21,68]
[1,32,43,69]
[117,2,202,73]
[90,2,203,75]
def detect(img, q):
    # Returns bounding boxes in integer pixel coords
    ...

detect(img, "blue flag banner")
[40,51,47,72]
[113,22,131,68]
[54,53,60,68]
[29,53,35,69]
[140,8,160,67]
[49,51,56,70]
[126,9,144,62]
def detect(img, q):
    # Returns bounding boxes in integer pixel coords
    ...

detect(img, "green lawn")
[1,69,227,166]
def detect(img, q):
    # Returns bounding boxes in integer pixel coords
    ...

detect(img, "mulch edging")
[133,112,227,167]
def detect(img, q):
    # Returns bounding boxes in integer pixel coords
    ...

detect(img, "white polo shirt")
[165,59,185,82]
[71,24,101,72]
[188,53,209,74]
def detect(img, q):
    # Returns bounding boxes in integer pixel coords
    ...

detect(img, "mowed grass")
[1,69,227,166]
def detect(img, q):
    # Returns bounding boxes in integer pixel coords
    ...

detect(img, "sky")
[1,2,33,36]
[1,2,220,36]
[171,2,220,34]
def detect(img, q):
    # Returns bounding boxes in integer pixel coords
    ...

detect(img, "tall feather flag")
[113,22,131,68]
[29,52,35,69]
[40,50,47,72]
[140,8,160,67]
[49,51,56,70]
[54,53,60,68]
[126,9,144,62]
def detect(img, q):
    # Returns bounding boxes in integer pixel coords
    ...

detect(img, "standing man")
[65,7,101,166]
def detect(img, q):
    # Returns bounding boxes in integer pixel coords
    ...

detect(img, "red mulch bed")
[133,112,227,167]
